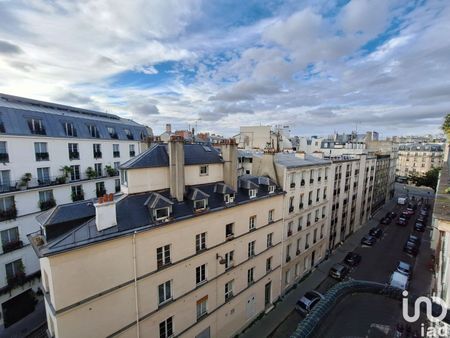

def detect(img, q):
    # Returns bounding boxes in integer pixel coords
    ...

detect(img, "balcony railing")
[39,198,56,211]
[113,151,120,158]
[130,151,136,157]
[299,203,304,209]
[0,172,118,194]
[301,179,305,186]
[2,240,23,253]
[289,206,294,213]
[290,182,296,188]
[0,206,17,221]
[0,153,9,163]
[71,192,84,202]
[35,152,49,161]
[93,151,102,159]
[69,151,80,160]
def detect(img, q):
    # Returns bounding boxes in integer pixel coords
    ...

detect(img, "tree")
[408,167,440,190]
[442,113,450,138]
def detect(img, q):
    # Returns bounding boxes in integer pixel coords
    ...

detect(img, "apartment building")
[327,154,376,249]
[272,152,331,291]
[29,139,284,338]
[0,93,150,329]
[396,143,444,178]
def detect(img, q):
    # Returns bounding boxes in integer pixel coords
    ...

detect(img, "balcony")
[307,221,311,227]
[315,217,319,222]
[7,272,26,288]
[0,153,9,163]
[130,151,136,157]
[93,151,102,159]
[318,177,321,182]
[69,151,80,160]
[308,200,312,205]
[324,176,328,181]
[2,240,23,253]
[0,206,17,221]
[96,188,107,198]
[286,256,291,263]
[296,249,301,256]
[310,179,314,184]
[289,206,294,213]
[113,151,120,158]
[287,230,292,237]
[301,179,305,186]
[35,152,49,161]
[39,198,56,211]
[299,203,304,209]
[71,192,84,202]
[290,182,296,189]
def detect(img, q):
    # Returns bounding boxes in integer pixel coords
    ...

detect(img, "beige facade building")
[30,139,284,338]
[396,143,444,177]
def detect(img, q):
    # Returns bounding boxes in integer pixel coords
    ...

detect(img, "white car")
[389,271,409,290]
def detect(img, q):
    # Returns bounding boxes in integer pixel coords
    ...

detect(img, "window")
[224,193,234,204]
[95,182,106,197]
[129,144,135,157]
[196,264,207,285]
[68,143,79,160]
[94,163,102,177]
[27,118,45,134]
[225,223,234,238]
[35,142,49,161]
[196,297,208,319]
[199,165,209,176]
[225,251,234,269]
[320,224,325,239]
[269,185,275,193]
[296,238,301,253]
[113,144,120,157]
[0,116,4,133]
[196,233,206,252]
[158,280,172,304]
[305,234,310,250]
[5,259,23,281]
[194,199,207,210]
[70,165,80,180]
[247,267,255,285]
[297,217,303,231]
[71,185,83,201]
[249,215,256,230]
[285,269,291,285]
[63,122,77,137]
[121,170,128,186]
[124,128,134,140]
[0,196,15,214]
[93,144,102,159]
[115,178,121,193]
[286,244,291,262]
[114,161,120,171]
[155,208,169,220]
[249,189,257,198]
[39,190,54,203]
[87,124,100,138]
[1,227,19,247]
[267,233,273,248]
[107,126,118,139]
[0,141,8,162]
[248,241,255,258]
[37,168,50,185]
[266,257,272,272]
[159,317,173,338]
[268,209,274,223]
[289,196,294,212]
[157,245,171,268]
[0,170,11,192]
[225,280,233,300]
[295,263,300,277]
[287,221,293,236]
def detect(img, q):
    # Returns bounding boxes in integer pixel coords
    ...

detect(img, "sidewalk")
[239,199,398,338]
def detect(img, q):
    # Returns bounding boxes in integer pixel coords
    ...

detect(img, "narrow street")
[268,185,434,338]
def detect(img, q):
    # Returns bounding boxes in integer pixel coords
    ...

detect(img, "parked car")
[295,291,324,315]
[403,241,419,256]
[402,211,412,219]
[414,222,426,232]
[396,261,412,280]
[397,217,407,226]
[329,263,350,280]
[408,234,421,246]
[417,215,427,223]
[398,197,408,205]
[369,227,383,238]
[403,209,414,216]
[361,235,376,246]
[390,271,409,290]
[380,217,391,225]
[420,209,428,217]
[406,207,415,215]
[344,252,362,267]
[389,211,397,218]
[407,203,417,210]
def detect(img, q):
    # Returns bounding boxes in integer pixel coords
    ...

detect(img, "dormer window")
[268,186,275,194]
[155,207,170,221]
[27,118,46,135]
[107,127,118,139]
[249,189,257,199]
[224,194,235,204]
[124,128,134,140]
[87,124,100,138]
[63,122,77,137]
[194,199,207,211]
[200,165,209,176]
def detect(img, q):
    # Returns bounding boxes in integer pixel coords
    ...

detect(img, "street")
[268,186,434,338]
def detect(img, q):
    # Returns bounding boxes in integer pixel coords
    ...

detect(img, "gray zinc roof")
[0,93,149,140]
[275,153,331,168]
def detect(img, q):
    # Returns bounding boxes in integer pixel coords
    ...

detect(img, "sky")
[0,0,449,137]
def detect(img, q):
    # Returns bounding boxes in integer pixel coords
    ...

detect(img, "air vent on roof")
[202,146,211,152]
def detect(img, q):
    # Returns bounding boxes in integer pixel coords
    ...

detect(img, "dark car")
[344,252,362,266]
[397,217,407,226]
[403,241,419,256]
[407,203,417,210]
[417,215,427,223]
[420,209,428,217]
[329,263,349,280]
[295,291,324,315]
[408,234,421,246]
[389,211,397,218]
[380,217,391,225]
[414,222,426,232]
[396,261,413,280]
[361,235,376,246]
[369,227,383,238]
[403,210,413,217]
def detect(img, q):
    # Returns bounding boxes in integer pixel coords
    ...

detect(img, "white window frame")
[196,232,206,252]
[194,199,207,210]
[249,189,257,198]
[155,207,170,221]
[199,165,209,176]
[196,264,207,285]
[225,280,234,300]
[249,215,256,230]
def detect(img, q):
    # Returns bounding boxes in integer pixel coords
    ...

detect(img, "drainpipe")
[132,232,140,338]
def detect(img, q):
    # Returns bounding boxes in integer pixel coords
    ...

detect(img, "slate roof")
[33,179,284,256]
[187,187,210,201]
[144,192,174,209]
[275,153,331,168]
[399,143,444,152]
[36,199,96,226]
[0,93,149,140]
[214,182,236,195]
[120,143,223,169]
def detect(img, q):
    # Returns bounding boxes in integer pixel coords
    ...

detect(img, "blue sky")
[0,0,449,137]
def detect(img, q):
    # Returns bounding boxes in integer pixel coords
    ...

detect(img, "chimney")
[311,151,324,159]
[295,151,306,159]
[169,135,185,202]
[220,139,238,191]
[166,124,172,133]
[95,193,117,231]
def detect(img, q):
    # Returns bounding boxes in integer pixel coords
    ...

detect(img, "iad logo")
[402,290,448,323]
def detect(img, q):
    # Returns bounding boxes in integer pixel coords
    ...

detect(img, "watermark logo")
[402,290,447,323]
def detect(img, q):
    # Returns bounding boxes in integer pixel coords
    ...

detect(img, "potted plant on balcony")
[19,173,32,190]
[7,261,26,287]
[85,167,96,180]
[39,198,56,211]
[105,165,116,177]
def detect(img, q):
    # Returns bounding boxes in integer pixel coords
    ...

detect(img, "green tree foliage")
[408,167,440,190]
[443,113,450,137]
